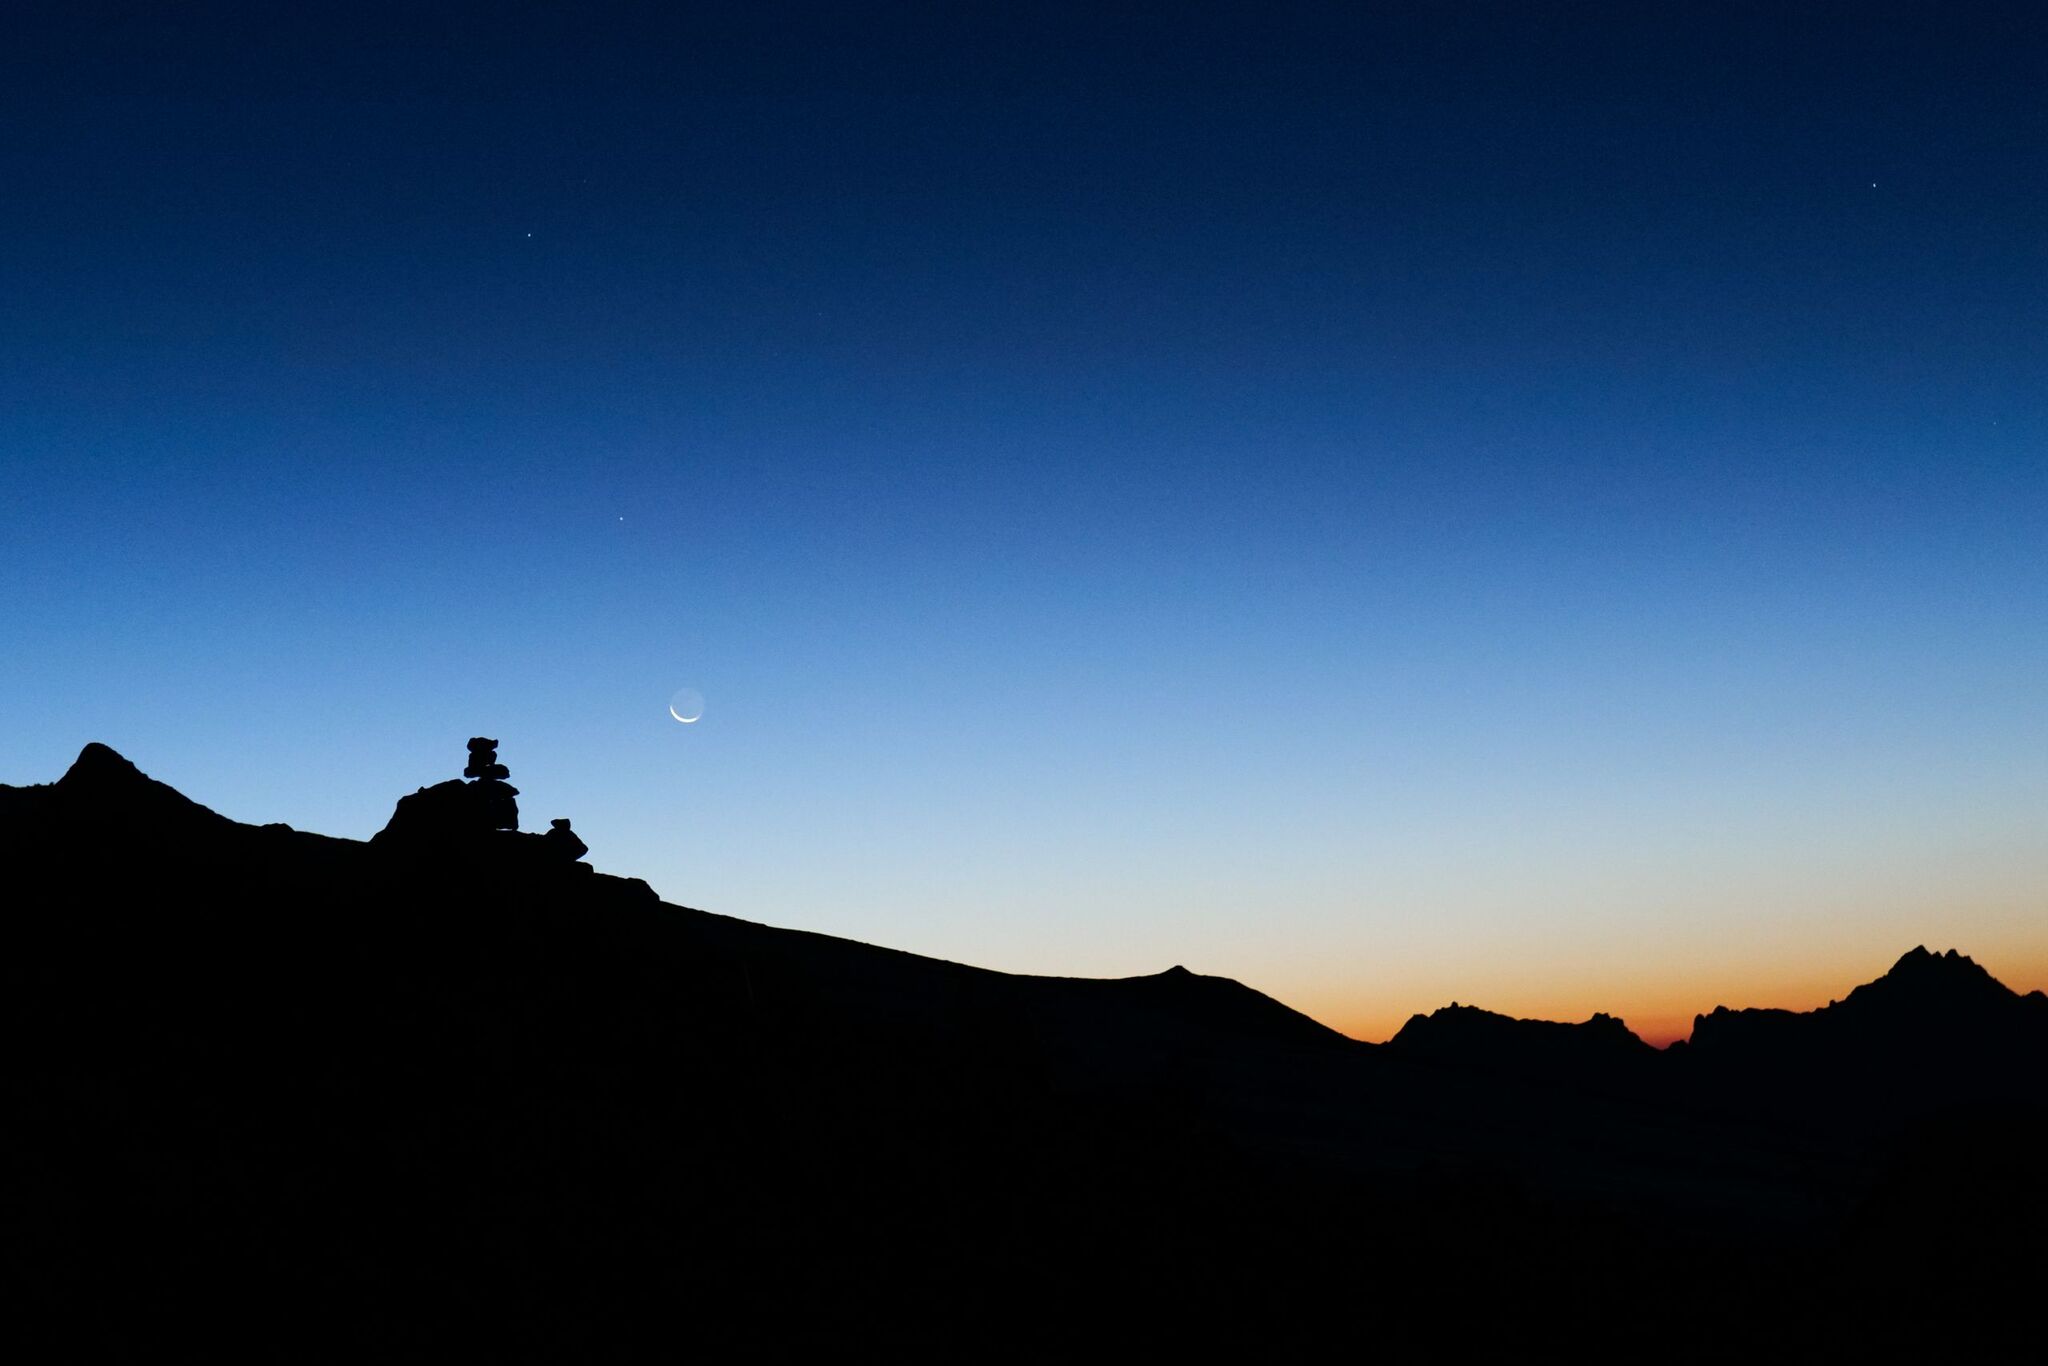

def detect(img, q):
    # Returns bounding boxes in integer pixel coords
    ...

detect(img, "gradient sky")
[5,3,2045,1043]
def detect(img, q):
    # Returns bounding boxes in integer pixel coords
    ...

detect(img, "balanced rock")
[463,737,502,780]
[543,818,589,862]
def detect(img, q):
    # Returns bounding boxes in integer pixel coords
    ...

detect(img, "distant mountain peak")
[53,742,230,830]
[1087,963,1348,1046]
[1689,942,2040,1062]
[1387,1001,1655,1074]
[60,741,144,786]
[1856,945,2008,1006]
[1886,944,1989,978]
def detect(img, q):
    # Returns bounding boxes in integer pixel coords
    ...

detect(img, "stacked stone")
[543,818,589,862]
[462,737,511,781]
[463,736,520,831]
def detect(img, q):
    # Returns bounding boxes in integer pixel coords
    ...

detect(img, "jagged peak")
[1843,946,2015,1011]
[1406,1001,1512,1028]
[1409,1001,1633,1030]
[1885,945,1989,977]
[1690,946,2030,1055]
[1391,1002,1652,1058]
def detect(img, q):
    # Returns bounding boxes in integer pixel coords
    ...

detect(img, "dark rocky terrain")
[5,744,2042,1355]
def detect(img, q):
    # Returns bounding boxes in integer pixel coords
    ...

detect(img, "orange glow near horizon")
[1288,943,2048,1048]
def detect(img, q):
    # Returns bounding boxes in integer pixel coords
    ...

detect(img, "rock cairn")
[463,737,510,782]
[464,737,521,831]
[372,737,592,858]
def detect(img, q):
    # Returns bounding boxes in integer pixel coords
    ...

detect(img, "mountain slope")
[3,744,2042,1353]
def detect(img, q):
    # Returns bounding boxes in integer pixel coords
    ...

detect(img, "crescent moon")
[668,705,699,724]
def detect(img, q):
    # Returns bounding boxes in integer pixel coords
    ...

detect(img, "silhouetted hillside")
[4,745,2042,1355]
[1696,944,2048,1050]
[1390,1002,1655,1066]
[1686,945,2048,1123]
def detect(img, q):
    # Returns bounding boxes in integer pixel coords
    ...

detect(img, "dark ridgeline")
[1387,1002,1660,1083]
[3,744,2042,1355]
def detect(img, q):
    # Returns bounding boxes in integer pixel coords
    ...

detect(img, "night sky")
[5,2,2045,1041]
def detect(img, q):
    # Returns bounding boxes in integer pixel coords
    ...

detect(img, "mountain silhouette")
[1390,1001,1653,1056]
[1695,944,2046,1050]
[1387,1003,1659,1089]
[1686,945,2048,1124]
[4,744,2041,1354]
[46,739,235,832]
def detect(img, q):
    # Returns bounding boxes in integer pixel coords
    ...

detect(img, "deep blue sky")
[5,2,2045,1037]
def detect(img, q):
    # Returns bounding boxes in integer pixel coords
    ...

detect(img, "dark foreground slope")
[4,747,2042,1355]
